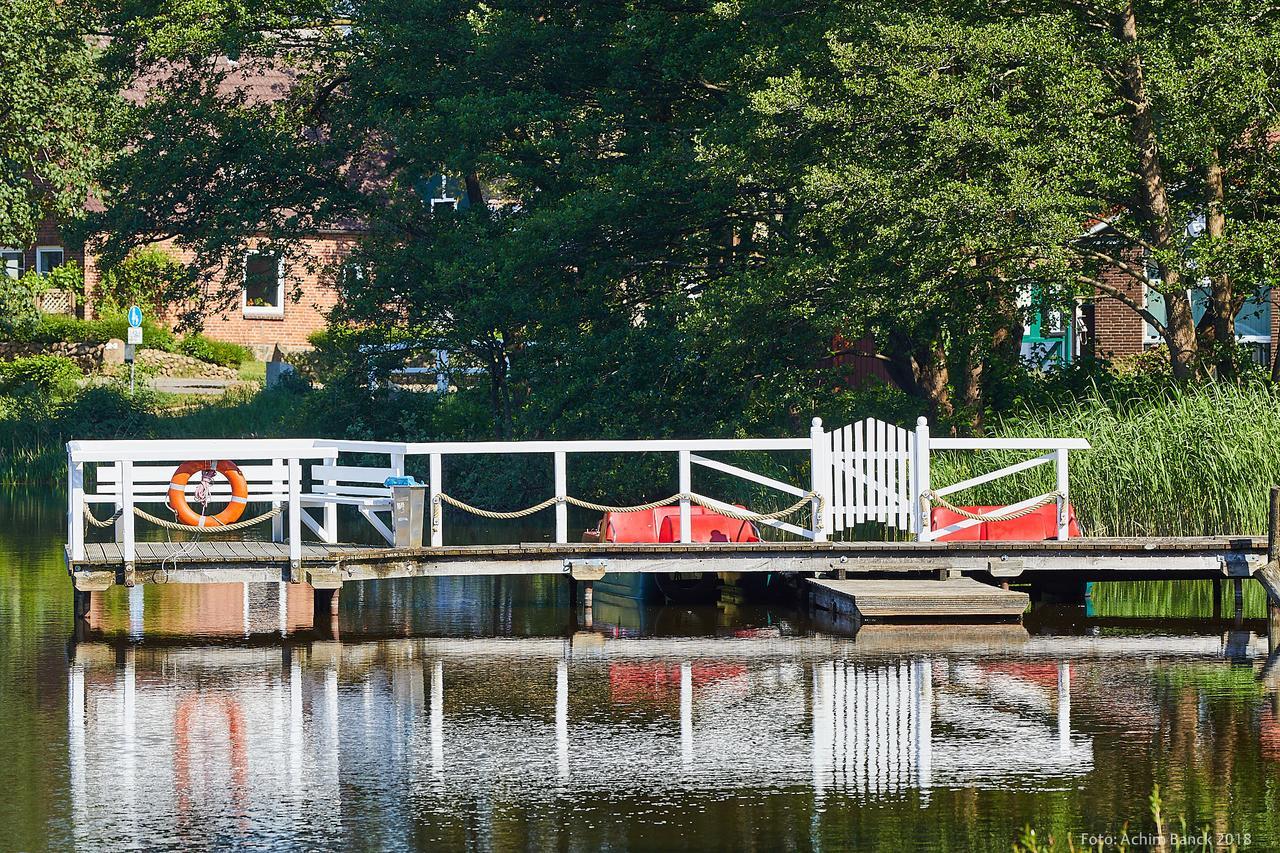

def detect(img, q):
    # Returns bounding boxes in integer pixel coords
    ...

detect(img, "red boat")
[929,503,1082,541]
[583,504,762,543]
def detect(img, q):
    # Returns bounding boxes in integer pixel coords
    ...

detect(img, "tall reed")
[930,383,1280,537]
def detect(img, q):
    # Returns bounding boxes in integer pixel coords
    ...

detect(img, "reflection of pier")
[811,659,1090,801]
[81,631,1280,843]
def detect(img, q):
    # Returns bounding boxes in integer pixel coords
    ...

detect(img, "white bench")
[302,463,399,543]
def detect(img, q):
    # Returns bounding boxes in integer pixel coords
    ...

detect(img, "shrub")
[45,260,85,297]
[96,247,191,315]
[0,273,43,339]
[7,312,178,351]
[177,334,251,367]
[0,355,82,398]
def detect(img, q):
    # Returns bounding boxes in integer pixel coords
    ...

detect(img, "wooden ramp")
[808,577,1030,621]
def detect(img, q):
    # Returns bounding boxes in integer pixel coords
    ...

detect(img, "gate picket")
[827,417,913,532]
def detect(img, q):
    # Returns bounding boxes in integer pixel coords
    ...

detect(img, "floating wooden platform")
[808,577,1031,621]
[66,536,1266,592]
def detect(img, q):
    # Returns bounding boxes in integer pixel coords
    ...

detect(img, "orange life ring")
[167,460,249,527]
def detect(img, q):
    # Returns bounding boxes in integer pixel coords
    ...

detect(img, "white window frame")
[0,247,23,279]
[430,194,457,212]
[242,250,285,318]
[35,245,65,276]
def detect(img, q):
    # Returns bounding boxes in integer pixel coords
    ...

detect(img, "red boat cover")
[929,504,1082,541]
[598,505,761,543]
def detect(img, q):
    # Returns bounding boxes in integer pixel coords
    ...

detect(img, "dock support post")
[678,451,692,544]
[1213,579,1223,620]
[583,580,593,629]
[314,587,340,617]
[554,451,568,544]
[73,589,92,621]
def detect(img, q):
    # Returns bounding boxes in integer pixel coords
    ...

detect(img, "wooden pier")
[58,424,1280,626]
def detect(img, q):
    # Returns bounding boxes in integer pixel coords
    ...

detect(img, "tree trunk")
[959,348,984,436]
[1116,0,1197,380]
[883,331,954,425]
[912,341,954,426]
[464,173,485,208]
[485,340,512,439]
[1204,149,1240,380]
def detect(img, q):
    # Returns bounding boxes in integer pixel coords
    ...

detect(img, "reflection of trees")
[0,489,82,850]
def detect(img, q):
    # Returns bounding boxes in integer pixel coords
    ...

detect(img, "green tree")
[0,0,112,246]
[1048,0,1280,381]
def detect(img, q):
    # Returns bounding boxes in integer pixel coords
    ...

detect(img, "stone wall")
[0,341,106,372]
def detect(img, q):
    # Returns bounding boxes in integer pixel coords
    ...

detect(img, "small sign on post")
[126,306,143,394]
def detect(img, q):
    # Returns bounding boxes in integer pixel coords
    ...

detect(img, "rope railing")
[84,504,284,532]
[433,491,823,533]
[923,489,1062,523]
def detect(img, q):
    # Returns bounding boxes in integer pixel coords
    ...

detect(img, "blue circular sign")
[127,306,143,328]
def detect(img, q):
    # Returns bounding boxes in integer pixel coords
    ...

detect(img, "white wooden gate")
[825,418,915,533]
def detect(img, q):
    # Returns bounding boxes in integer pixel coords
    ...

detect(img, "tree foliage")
[0,0,113,246]
[78,0,1280,436]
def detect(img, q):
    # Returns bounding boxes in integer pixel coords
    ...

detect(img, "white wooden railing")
[64,417,1090,566]
[911,417,1090,542]
[66,427,825,568]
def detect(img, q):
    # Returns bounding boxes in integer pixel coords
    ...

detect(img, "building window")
[35,246,64,275]
[431,197,457,213]
[1,248,23,279]
[242,251,284,317]
[35,244,63,274]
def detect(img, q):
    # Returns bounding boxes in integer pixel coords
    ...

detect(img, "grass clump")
[176,334,251,367]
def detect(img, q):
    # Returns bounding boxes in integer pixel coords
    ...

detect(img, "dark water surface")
[3,489,1280,852]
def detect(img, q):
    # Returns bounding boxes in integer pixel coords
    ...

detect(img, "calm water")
[3,489,1280,851]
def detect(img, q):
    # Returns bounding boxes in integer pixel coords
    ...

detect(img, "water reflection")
[65,628,1120,848]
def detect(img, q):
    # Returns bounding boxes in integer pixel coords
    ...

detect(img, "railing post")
[287,458,302,574]
[271,457,285,543]
[113,461,124,543]
[429,453,443,547]
[678,450,692,544]
[67,451,85,562]
[554,451,568,544]
[914,417,932,541]
[1055,448,1070,540]
[809,418,830,542]
[120,460,136,574]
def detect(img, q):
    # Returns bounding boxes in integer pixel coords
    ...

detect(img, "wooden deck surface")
[808,577,1030,621]
[66,536,1268,590]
